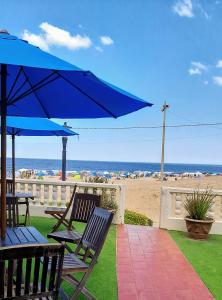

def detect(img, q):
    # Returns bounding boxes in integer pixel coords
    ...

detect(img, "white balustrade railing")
[15,179,125,224]
[160,186,222,234]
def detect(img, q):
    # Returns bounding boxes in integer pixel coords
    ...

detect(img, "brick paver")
[117,225,214,300]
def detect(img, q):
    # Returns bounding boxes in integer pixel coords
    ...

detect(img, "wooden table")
[0,226,47,247]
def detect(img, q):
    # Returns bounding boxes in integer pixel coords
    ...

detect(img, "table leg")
[16,200,19,226]
[25,198,30,226]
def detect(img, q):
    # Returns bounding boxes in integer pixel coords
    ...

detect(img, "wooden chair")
[45,185,77,232]
[47,193,101,252]
[6,179,18,226]
[6,179,30,226]
[6,196,17,227]
[0,243,65,300]
[6,179,14,194]
[16,196,31,226]
[59,207,113,300]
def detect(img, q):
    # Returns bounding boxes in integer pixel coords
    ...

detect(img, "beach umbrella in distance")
[3,116,78,193]
[0,29,153,238]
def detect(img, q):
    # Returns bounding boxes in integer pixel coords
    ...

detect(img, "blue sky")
[1,0,222,164]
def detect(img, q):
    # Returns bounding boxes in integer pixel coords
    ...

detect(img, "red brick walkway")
[117,225,214,300]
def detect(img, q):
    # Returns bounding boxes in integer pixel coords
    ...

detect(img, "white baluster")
[40,184,44,205]
[60,185,66,207]
[35,184,41,205]
[57,185,61,207]
[48,185,53,207]
[44,184,49,206]
[16,182,20,192]
[66,186,71,205]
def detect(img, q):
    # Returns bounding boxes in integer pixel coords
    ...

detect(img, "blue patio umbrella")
[4,116,78,193]
[0,29,153,237]
[5,116,77,136]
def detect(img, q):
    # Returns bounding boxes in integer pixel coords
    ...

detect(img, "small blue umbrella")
[4,116,78,193]
[6,116,77,136]
[0,29,153,237]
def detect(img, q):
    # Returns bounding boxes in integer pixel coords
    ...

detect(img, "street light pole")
[160,102,169,182]
[61,122,71,181]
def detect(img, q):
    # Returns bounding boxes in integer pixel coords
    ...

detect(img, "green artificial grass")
[30,216,117,300]
[169,230,222,299]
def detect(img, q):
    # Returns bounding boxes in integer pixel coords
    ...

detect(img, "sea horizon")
[6,157,222,174]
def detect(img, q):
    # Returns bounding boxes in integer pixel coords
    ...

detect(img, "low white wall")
[160,186,222,234]
[15,179,125,225]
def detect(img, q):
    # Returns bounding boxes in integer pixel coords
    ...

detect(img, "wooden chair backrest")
[0,243,64,300]
[75,207,113,262]
[6,196,17,227]
[6,179,14,194]
[69,193,101,227]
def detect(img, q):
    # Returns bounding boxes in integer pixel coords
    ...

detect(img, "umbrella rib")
[8,77,29,103]
[21,69,51,118]
[8,71,59,105]
[56,72,118,118]
[7,66,23,101]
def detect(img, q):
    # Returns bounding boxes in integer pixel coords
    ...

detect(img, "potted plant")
[184,188,215,240]
[101,194,118,213]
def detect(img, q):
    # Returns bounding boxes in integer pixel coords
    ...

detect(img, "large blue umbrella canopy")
[5,116,78,136]
[0,32,152,118]
[0,29,153,238]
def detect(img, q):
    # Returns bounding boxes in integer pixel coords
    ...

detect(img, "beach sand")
[112,175,222,226]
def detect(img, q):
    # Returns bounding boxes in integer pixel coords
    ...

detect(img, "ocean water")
[5,158,222,174]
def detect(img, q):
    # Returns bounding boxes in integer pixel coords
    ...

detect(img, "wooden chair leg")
[59,287,69,300]
[51,215,74,232]
[63,273,96,300]
[65,243,74,253]
[51,214,67,232]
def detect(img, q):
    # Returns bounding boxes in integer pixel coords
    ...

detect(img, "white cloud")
[95,46,103,53]
[40,22,92,50]
[100,36,114,46]
[189,68,201,75]
[204,80,208,85]
[213,76,222,86]
[188,61,207,75]
[173,0,194,18]
[22,22,92,52]
[22,29,49,52]
[216,60,222,68]
[173,0,211,20]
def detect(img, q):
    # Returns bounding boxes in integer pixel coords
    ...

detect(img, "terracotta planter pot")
[185,217,214,240]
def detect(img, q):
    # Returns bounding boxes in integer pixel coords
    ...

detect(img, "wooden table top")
[6,192,35,199]
[0,226,48,247]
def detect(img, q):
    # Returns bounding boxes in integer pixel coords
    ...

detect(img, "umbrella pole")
[12,131,15,195]
[1,63,7,239]
[62,136,68,181]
